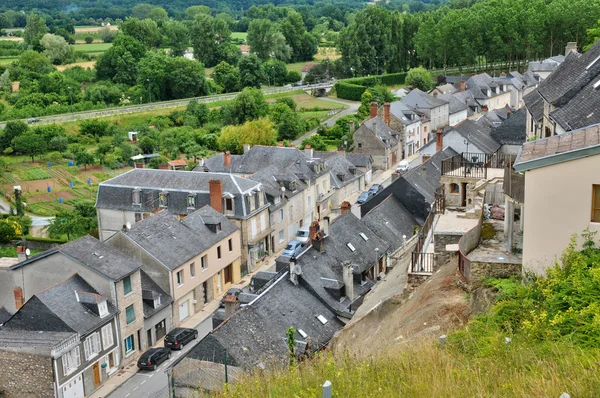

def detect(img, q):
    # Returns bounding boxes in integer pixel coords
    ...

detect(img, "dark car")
[137,347,171,371]
[164,327,198,350]
[357,191,374,204]
[220,287,243,307]
[368,184,384,195]
[27,117,40,124]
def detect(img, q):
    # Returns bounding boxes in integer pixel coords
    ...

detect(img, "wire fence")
[147,385,171,398]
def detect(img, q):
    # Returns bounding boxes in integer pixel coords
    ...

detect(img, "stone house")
[513,123,600,275]
[106,206,242,326]
[354,104,401,170]
[0,274,121,398]
[312,152,367,209]
[387,100,423,156]
[96,169,269,271]
[3,236,155,366]
[490,108,527,156]
[401,88,450,131]
[344,153,373,184]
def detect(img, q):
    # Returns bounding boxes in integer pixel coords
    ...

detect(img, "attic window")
[159,191,168,208]
[132,189,141,206]
[290,180,297,191]
[187,193,196,209]
[317,315,328,325]
[298,329,308,338]
[359,232,369,241]
[98,300,108,318]
[347,243,356,252]
[93,252,104,259]
[153,295,161,308]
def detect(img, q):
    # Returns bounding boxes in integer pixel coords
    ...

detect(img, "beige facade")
[116,272,145,364]
[522,155,600,274]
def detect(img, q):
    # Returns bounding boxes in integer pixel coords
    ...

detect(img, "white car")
[295,226,310,244]
[397,160,410,172]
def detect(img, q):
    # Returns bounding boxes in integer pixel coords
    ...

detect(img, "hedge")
[334,82,367,101]
[19,235,67,244]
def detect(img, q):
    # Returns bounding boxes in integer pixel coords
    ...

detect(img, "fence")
[411,252,435,273]
[503,163,525,203]
[441,152,515,179]
[410,186,445,273]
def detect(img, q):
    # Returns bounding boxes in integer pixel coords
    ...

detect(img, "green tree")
[301,135,327,151]
[275,97,297,112]
[167,58,208,99]
[23,13,47,48]
[40,34,71,65]
[190,13,231,67]
[16,50,54,74]
[247,19,276,60]
[84,36,93,44]
[264,60,288,86]
[79,119,113,137]
[239,54,264,89]
[281,11,317,62]
[212,61,241,93]
[233,87,268,124]
[185,6,211,20]
[11,130,47,161]
[162,20,189,57]
[48,136,68,153]
[96,35,146,85]
[0,222,16,243]
[119,18,161,49]
[75,151,95,170]
[277,111,305,141]
[186,100,209,126]
[148,7,168,23]
[45,210,90,240]
[218,118,278,153]
[138,136,156,154]
[357,90,374,119]
[0,120,28,151]
[100,27,117,43]
[405,66,433,91]
[131,3,154,20]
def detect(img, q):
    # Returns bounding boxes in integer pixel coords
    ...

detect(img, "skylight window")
[347,243,356,252]
[298,329,308,338]
[586,54,600,70]
[359,232,369,241]
[317,315,328,325]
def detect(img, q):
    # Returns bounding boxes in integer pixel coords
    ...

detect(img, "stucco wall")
[98,209,138,242]
[523,155,600,274]
[0,350,54,397]
[449,110,468,127]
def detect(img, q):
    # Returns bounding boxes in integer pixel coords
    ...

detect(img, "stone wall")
[434,233,462,268]
[470,261,522,281]
[0,350,54,397]
[405,274,430,294]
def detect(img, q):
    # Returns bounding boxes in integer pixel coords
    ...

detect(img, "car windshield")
[359,193,368,198]
[297,231,308,237]
[285,244,295,250]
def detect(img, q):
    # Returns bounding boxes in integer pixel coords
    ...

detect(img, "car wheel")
[168,352,171,359]
[194,332,198,340]
[152,364,156,371]
[178,344,183,350]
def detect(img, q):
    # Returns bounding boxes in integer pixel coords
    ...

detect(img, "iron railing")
[441,152,515,179]
[411,252,435,273]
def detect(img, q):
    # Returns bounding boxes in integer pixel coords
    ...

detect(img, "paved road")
[107,316,213,398]
[0,196,53,226]
[293,97,360,146]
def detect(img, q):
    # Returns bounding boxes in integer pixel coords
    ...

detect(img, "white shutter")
[251,219,256,237]
[94,333,102,353]
[74,347,81,368]
[260,214,265,231]
[102,324,113,349]
[84,339,91,359]
[62,354,68,375]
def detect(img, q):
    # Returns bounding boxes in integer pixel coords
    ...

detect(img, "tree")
[40,34,71,65]
[233,87,268,124]
[0,120,28,151]
[45,210,90,240]
[84,36,93,44]
[277,111,305,140]
[148,7,168,23]
[264,60,288,86]
[190,14,231,67]
[162,20,189,57]
[357,90,374,119]
[119,18,161,49]
[276,97,297,112]
[186,100,209,126]
[301,135,327,151]
[100,27,117,43]
[96,35,146,85]
[11,130,47,161]
[79,119,113,137]
[0,222,16,243]
[281,11,317,62]
[16,50,54,74]
[185,6,211,20]
[405,66,434,91]
[212,61,241,93]
[167,58,208,99]
[132,4,154,20]
[75,151,95,170]
[23,13,47,48]
[247,19,275,60]
[48,136,68,153]
[218,118,278,154]
[239,54,264,89]
[369,85,395,105]
[138,136,156,154]
[271,32,292,62]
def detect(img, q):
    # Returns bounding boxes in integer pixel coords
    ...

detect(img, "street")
[293,97,360,146]
[106,316,213,398]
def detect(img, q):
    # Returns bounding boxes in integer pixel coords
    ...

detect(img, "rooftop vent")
[359,232,368,241]
[347,243,356,252]
[92,252,104,259]
[298,329,308,338]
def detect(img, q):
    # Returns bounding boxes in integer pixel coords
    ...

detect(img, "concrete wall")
[430,104,449,130]
[434,232,462,267]
[98,208,138,242]
[449,109,468,127]
[0,350,54,397]
[523,155,600,274]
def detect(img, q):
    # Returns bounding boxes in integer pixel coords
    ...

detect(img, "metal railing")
[411,252,435,273]
[410,186,445,274]
[441,152,515,179]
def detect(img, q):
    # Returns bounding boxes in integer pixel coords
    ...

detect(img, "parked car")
[219,287,243,307]
[368,184,384,195]
[283,240,303,257]
[295,226,310,244]
[357,191,374,204]
[164,328,198,350]
[27,117,40,124]
[137,347,171,371]
[397,160,410,172]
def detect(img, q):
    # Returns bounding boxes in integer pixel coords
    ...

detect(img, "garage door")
[62,374,84,398]
[179,300,189,321]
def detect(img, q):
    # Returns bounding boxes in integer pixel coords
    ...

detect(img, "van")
[397,160,410,172]
[296,226,310,244]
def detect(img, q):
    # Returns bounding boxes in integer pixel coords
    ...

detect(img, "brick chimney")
[459,81,466,92]
[134,162,144,169]
[370,102,378,119]
[224,294,238,318]
[436,129,443,152]
[342,261,354,300]
[14,287,24,310]
[500,72,506,77]
[507,108,512,118]
[16,246,27,263]
[349,120,355,133]
[223,151,231,167]
[383,102,391,126]
[209,180,223,213]
[304,145,313,158]
[341,201,351,215]
[482,105,488,113]
[309,221,320,245]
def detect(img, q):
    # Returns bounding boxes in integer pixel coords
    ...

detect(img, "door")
[461,182,467,207]
[155,319,167,340]
[62,374,84,398]
[147,329,153,347]
[92,362,101,387]
[179,300,189,321]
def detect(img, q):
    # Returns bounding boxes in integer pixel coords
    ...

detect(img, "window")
[592,185,600,222]
[123,275,132,295]
[190,262,195,278]
[201,255,207,270]
[84,332,102,360]
[289,205,294,221]
[154,295,161,308]
[322,181,326,193]
[248,194,256,211]
[228,238,233,252]
[260,213,266,231]
[176,270,184,286]
[224,263,233,284]
[279,209,284,223]
[307,195,312,208]
[132,189,141,205]
[101,324,114,349]
[187,194,196,208]
[279,230,284,242]
[251,219,257,237]
[124,335,135,354]
[62,346,80,376]
[125,305,136,325]
[358,143,362,149]
[98,300,108,318]
[450,183,460,194]
[225,198,233,213]
[217,246,222,260]
[159,192,168,208]
[289,180,297,191]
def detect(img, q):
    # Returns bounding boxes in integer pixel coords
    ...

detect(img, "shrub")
[84,36,94,44]
[334,82,367,101]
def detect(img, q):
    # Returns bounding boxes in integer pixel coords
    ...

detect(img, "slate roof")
[344,153,373,168]
[453,119,501,154]
[523,90,544,123]
[528,61,559,72]
[0,329,77,356]
[432,83,457,95]
[389,100,421,125]
[323,154,364,189]
[550,75,600,130]
[3,274,117,336]
[404,148,458,204]
[0,307,11,324]
[11,235,143,282]
[185,273,344,369]
[402,88,448,109]
[437,94,468,114]
[140,270,173,319]
[361,195,419,252]
[466,73,509,100]
[119,206,239,270]
[490,108,527,146]
[514,123,600,172]
[361,116,399,148]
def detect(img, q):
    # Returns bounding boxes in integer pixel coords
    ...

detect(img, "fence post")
[322,380,332,398]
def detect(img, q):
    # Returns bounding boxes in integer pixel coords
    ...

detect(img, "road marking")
[133,387,139,391]
[149,374,154,378]
[125,394,130,397]
[136,374,153,378]
[141,380,146,385]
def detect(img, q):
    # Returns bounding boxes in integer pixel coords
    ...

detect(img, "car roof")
[287,240,300,245]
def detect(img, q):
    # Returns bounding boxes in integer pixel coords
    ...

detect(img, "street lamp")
[375,247,380,278]
[146,79,151,103]
[68,86,73,113]
[464,139,469,156]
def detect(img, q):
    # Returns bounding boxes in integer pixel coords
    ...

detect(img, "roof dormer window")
[289,180,297,191]
[187,193,196,209]
[98,300,108,318]
[132,188,141,206]
[159,191,168,208]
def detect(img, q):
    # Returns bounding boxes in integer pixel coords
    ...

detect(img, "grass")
[0,246,44,257]
[286,62,306,74]
[231,32,247,40]
[314,47,340,61]
[72,43,112,53]
[0,58,17,65]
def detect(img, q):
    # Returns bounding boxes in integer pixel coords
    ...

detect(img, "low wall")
[458,211,483,281]
[434,233,462,268]
[470,261,522,281]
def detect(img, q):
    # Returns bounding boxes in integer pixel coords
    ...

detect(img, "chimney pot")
[243,144,251,154]
[13,287,24,310]
[209,180,223,213]
[349,120,355,133]
[370,102,378,119]
[342,261,354,301]
[224,151,231,167]
[460,81,466,92]
[341,201,351,215]
[436,129,443,152]
[309,221,320,245]
[224,295,238,318]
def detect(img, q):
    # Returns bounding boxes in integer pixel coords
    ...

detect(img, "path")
[0,196,53,227]
[293,97,360,146]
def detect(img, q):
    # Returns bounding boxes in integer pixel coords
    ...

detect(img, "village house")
[313,151,367,207]
[106,206,242,326]
[96,169,269,270]
[527,42,575,80]
[401,88,450,131]
[354,103,401,170]
[489,108,527,156]
[2,236,154,365]
[386,100,423,156]
[523,40,600,140]
[344,153,374,183]
[0,275,121,398]
[513,123,600,275]
[464,73,512,111]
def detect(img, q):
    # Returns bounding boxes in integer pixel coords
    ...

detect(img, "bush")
[84,36,94,44]
[334,82,367,101]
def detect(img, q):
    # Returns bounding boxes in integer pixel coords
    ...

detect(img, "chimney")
[341,201,351,215]
[342,261,354,301]
[459,81,466,92]
[383,102,391,126]
[208,180,223,213]
[421,165,427,181]
[16,246,27,263]
[500,72,506,77]
[321,216,330,237]
[482,105,488,112]
[309,221,320,245]
[14,287,24,310]
[223,151,231,167]
[370,102,378,119]
[436,129,443,152]
[134,162,144,169]
[198,157,204,167]
[304,145,313,158]
[289,257,301,285]
[243,144,251,154]
[349,120,355,133]
[507,108,512,118]
[565,42,577,56]
[224,295,238,318]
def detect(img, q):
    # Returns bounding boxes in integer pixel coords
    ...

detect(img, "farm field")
[314,47,340,60]
[73,42,112,53]
[231,32,248,40]
[74,26,118,33]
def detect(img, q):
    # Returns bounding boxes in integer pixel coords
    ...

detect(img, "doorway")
[92,362,101,387]
[155,319,167,340]
[461,182,467,207]
[147,329,153,347]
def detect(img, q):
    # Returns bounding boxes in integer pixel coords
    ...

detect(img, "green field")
[0,58,17,65]
[72,43,112,53]
[231,32,248,40]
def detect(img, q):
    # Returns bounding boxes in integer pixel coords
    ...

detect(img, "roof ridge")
[34,272,81,296]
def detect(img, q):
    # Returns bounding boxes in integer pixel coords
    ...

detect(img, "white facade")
[449,109,468,127]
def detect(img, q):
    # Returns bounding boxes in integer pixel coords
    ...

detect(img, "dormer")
[142,289,163,309]
[159,191,168,208]
[206,221,222,233]
[337,173,345,182]
[76,291,109,318]
[187,193,196,209]
[487,89,491,97]
[349,167,356,175]
[132,188,141,206]
[288,180,297,192]
[503,84,507,91]
[495,86,499,94]
[223,192,235,216]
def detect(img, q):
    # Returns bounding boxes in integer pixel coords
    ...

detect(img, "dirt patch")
[4,180,54,194]
[55,191,77,200]
[56,61,96,71]
[332,255,471,358]
[0,37,23,42]
[26,193,54,203]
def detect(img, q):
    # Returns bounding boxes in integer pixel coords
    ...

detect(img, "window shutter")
[74,347,80,367]
[84,339,91,359]
[62,355,68,375]
[260,214,265,231]
[251,219,256,237]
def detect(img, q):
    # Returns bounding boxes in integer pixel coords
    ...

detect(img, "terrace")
[441,152,513,180]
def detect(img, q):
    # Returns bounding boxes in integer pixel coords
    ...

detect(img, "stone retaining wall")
[0,350,54,397]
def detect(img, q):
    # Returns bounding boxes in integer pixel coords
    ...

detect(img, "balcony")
[316,190,334,203]
[442,152,514,180]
